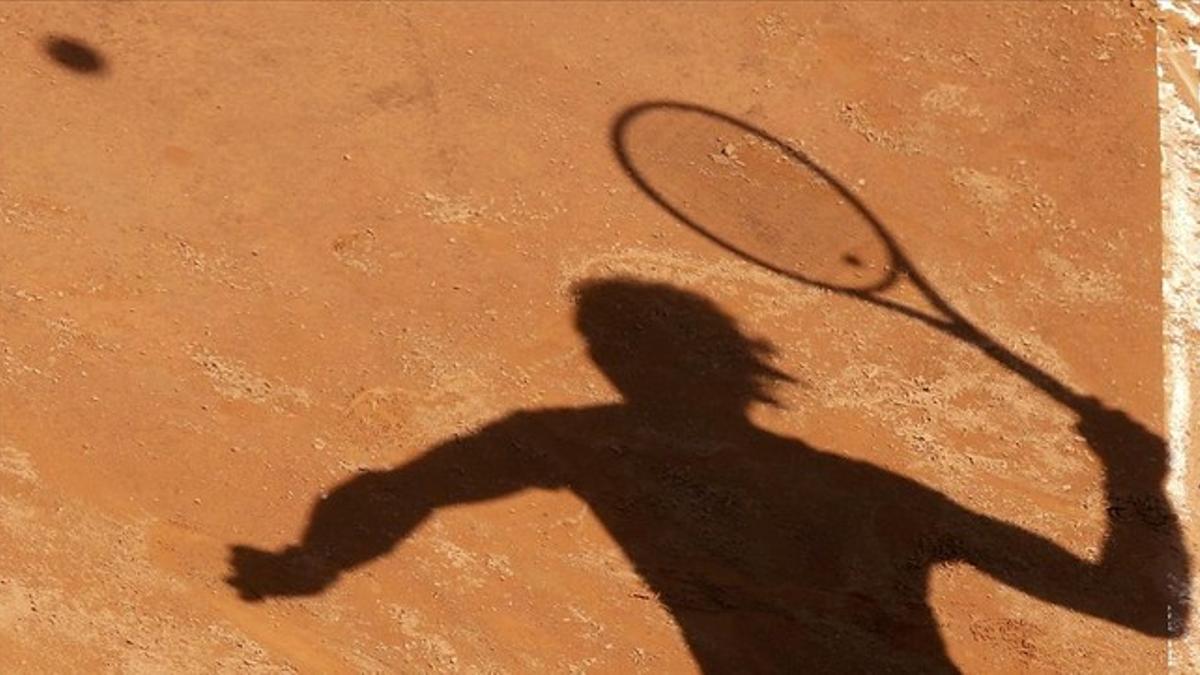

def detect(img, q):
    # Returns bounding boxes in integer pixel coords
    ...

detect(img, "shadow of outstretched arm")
[227,414,544,601]
[954,400,1189,637]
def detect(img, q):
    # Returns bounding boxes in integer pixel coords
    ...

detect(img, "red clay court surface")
[1,3,1198,673]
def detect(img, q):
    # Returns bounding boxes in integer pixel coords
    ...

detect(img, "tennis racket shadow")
[613,100,1145,423]
[611,99,1189,635]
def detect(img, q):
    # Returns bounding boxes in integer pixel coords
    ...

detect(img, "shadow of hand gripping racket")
[611,102,1189,637]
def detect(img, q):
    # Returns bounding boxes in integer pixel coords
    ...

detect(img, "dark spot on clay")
[43,36,107,75]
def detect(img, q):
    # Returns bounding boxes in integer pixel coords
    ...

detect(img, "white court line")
[1158,4,1200,669]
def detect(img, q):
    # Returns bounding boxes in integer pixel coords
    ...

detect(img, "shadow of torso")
[464,405,965,673]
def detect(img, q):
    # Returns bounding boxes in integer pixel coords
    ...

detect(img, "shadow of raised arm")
[956,398,1187,637]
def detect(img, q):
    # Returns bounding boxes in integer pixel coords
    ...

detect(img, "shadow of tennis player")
[228,278,1184,673]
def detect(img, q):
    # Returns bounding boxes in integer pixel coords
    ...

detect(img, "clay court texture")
[2,2,1200,673]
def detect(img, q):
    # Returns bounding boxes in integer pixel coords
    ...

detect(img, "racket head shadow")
[613,101,903,294]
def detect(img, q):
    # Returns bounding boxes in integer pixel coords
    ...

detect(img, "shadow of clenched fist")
[226,545,336,601]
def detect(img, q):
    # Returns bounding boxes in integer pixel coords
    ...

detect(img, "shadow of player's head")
[573,277,793,418]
